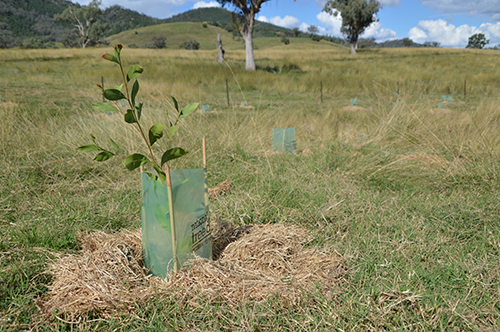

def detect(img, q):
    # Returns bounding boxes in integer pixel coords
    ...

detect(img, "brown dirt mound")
[37,222,344,323]
[341,106,370,112]
[429,108,452,114]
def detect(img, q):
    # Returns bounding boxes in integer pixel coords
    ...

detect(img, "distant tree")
[292,27,300,37]
[217,0,271,71]
[401,37,413,47]
[61,29,80,48]
[323,0,381,54]
[307,25,319,38]
[19,37,55,49]
[151,35,166,49]
[423,41,440,47]
[54,0,106,48]
[466,33,489,49]
[182,39,200,50]
[0,23,16,49]
[281,34,290,45]
[357,37,376,48]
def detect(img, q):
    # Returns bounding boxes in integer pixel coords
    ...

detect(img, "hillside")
[164,7,306,39]
[0,0,162,47]
[105,21,342,51]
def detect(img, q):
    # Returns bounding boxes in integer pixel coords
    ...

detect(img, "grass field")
[1,44,500,331]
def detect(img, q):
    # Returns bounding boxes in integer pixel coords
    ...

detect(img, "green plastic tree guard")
[141,168,212,278]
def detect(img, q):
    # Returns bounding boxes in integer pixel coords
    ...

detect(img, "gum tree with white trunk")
[217,0,270,71]
[323,0,381,54]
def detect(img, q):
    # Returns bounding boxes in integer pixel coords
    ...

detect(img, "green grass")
[1,45,500,330]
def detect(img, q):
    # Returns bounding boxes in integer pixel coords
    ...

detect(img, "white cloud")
[316,11,396,41]
[417,0,500,21]
[316,11,342,37]
[362,21,397,40]
[312,0,401,9]
[257,16,269,23]
[379,0,402,7]
[299,22,310,33]
[192,1,220,9]
[74,0,192,18]
[257,15,300,28]
[408,19,500,47]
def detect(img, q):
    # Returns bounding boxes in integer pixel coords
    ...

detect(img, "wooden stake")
[202,137,212,259]
[464,79,467,99]
[320,81,323,103]
[164,164,178,272]
[101,76,104,102]
[226,79,230,107]
[202,137,207,169]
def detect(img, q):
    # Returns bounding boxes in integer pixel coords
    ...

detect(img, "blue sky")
[75,0,500,48]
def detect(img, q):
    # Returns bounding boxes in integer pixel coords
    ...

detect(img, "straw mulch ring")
[37,222,344,323]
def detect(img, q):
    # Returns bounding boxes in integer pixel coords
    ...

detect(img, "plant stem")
[117,52,157,165]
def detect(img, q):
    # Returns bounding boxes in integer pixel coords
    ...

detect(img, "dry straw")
[38,221,344,324]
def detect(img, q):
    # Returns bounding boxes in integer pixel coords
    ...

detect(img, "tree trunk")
[216,33,224,63]
[241,11,255,71]
[350,41,356,54]
[242,31,255,70]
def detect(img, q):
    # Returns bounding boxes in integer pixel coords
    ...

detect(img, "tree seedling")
[77,44,198,184]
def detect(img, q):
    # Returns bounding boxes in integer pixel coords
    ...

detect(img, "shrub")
[202,23,208,28]
[182,39,200,50]
[281,35,290,45]
[19,38,56,49]
[151,35,166,49]
[312,35,321,42]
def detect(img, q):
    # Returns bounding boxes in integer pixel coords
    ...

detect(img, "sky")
[74,0,500,48]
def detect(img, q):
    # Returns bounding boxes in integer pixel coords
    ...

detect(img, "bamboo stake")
[164,164,178,272]
[202,137,212,260]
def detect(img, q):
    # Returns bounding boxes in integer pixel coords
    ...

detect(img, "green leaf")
[135,102,143,121]
[94,151,114,162]
[102,53,119,64]
[127,65,144,82]
[131,80,139,107]
[109,138,122,154]
[90,133,96,143]
[123,153,151,171]
[172,96,179,112]
[153,163,166,184]
[168,126,179,139]
[161,147,187,166]
[93,102,118,113]
[178,102,199,120]
[124,109,136,124]
[77,144,101,153]
[145,172,159,182]
[149,123,165,146]
[114,84,124,91]
[103,89,126,101]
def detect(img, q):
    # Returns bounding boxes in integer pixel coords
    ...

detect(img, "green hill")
[105,21,341,51]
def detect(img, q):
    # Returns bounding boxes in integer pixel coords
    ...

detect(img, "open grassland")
[1,45,500,331]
